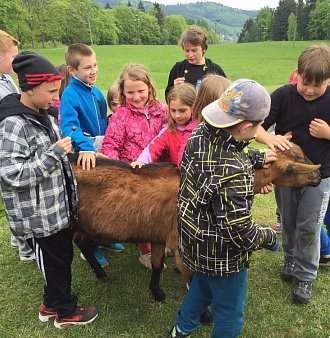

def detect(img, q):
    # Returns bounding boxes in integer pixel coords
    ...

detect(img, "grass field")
[33,40,329,100]
[1,41,330,338]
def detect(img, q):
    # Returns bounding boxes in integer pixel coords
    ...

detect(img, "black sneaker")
[54,305,98,329]
[293,280,312,304]
[168,326,191,338]
[319,255,330,267]
[280,259,296,281]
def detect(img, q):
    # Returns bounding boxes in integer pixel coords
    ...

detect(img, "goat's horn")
[285,162,321,174]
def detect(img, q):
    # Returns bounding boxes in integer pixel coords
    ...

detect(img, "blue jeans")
[176,269,247,338]
[321,202,330,256]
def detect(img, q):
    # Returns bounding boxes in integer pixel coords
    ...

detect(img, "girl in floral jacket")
[101,64,167,269]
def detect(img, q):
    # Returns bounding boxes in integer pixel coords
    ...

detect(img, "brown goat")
[254,144,321,193]
[70,143,321,303]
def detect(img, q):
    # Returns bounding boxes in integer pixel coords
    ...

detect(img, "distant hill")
[93,0,257,38]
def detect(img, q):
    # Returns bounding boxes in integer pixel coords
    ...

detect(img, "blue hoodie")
[60,76,107,152]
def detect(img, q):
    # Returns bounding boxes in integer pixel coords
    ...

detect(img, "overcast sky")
[157,0,280,10]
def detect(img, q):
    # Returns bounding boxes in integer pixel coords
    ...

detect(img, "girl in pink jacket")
[131,83,196,167]
[101,64,167,269]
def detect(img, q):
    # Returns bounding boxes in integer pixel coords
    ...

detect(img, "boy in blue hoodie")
[60,43,124,267]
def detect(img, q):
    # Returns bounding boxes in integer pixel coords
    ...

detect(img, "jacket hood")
[124,100,165,116]
[0,93,58,123]
[0,93,39,123]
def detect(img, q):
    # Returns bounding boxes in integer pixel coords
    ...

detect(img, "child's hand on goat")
[130,161,146,169]
[77,152,96,171]
[56,137,72,154]
[265,134,293,152]
[263,149,276,168]
[260,182,273,194]
[309,118,330,140]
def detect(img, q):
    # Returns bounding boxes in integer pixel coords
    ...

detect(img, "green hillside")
[93,0,257,36]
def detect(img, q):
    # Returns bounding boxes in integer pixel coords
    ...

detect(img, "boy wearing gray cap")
[0,51,97,328]
[169,79,278,338]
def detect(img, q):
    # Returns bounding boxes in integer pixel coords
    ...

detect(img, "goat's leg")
[149,243,166,302]
[74,235,107,280]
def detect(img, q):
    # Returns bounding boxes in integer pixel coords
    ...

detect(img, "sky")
[157,0,280,10]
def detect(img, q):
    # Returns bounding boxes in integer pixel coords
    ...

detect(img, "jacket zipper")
[92,92,101,135]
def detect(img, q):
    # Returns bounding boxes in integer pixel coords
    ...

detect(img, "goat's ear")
[285,162,321,174]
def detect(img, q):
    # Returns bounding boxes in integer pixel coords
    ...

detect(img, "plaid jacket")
[178,122,275,276]
[0,96,78,239]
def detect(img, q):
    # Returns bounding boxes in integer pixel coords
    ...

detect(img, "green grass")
[32,40,329,101]
[1,41,330,337]
[1,195,330,337]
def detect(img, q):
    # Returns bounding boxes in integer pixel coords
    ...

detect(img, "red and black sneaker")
[39,304,57,322]
[54,305,98,329]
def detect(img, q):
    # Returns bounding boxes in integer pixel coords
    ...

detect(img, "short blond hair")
[298,44,330,85]
[0,30,19,53]
[65,43,95,70]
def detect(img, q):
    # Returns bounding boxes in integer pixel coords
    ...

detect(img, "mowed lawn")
[34,40,329,99]
[0,41,330,338]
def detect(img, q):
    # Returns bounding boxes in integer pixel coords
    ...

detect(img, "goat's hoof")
[152,289,166,303]
[174,266,181,274]
[200,307,213,325]
[95,269,107,281]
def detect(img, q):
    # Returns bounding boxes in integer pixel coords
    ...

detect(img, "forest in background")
[0,0,328,48]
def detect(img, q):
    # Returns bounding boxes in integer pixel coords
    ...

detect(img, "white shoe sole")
[39,313,56,322]
[54,313,98,329]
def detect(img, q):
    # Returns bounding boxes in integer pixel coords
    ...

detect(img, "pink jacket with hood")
[101,101,167,162]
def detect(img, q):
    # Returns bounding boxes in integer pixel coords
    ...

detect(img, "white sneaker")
[20,254,36,264]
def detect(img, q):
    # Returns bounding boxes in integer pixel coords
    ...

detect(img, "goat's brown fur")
[70,142,321,302]
[254,144,321,193]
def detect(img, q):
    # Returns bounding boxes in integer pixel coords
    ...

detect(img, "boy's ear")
[238,121,253,135]
[26,89,34,96]
[67,65,76,76]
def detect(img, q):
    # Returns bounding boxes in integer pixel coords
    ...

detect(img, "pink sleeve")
[101,109,126,160]
[136,125,168,163]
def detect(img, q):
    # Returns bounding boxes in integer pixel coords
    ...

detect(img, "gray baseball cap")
[202,79,271,128]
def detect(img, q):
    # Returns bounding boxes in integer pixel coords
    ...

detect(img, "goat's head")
[254,142,321,193]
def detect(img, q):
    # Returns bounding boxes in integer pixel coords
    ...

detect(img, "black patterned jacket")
[178,122,276,276]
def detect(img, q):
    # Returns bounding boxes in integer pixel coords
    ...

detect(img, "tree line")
[0,0,219,48]
[238,0,329,43]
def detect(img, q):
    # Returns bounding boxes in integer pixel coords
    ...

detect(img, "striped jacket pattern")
[0,95,78,240]
[178,122,276,276]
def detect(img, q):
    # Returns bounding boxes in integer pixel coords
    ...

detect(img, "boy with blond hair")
[60,43,124,267]
[0,30,36,263]
[257,44,330,304]
[0,51,97,328]
[0,30,20,99]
